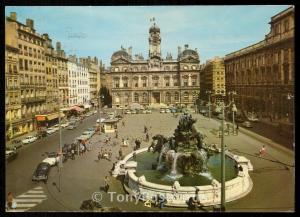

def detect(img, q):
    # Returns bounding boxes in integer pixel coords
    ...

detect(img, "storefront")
[35,112,65,130]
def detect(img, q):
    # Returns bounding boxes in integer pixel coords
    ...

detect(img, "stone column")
[120,75,123,88]
[170,75,174,86]
[188,74,191,86]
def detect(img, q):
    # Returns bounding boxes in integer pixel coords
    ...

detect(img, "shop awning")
[36,112,65,121]
[70,106,85,112]
[47,112,65,121]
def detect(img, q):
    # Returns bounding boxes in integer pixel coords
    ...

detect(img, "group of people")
[98,147,112,161]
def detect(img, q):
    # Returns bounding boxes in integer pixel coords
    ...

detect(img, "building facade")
[6,12,48,138]
[5,17,22,140]
[80,56,100,108]
[68,56,90,107]
[56,42,69,108]
[200,57,225,104]
[225,6,294,123]
[109,22,201,109]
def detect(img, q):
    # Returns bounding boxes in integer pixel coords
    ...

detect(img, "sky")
[5,5,291,67]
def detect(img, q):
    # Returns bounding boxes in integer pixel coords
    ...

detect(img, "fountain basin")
[114,147,253,207]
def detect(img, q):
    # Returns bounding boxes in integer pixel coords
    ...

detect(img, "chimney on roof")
[128,46,132,57]
[56,42,61,51]
[26,19,34,29]
[10,12,17,21]
[184,44,189,50]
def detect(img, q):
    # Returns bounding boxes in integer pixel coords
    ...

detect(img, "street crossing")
[7,186,47,212]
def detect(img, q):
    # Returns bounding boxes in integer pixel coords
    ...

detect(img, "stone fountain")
[112,113,254,207]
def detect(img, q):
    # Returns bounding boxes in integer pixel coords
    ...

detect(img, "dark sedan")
[32,162,51,183]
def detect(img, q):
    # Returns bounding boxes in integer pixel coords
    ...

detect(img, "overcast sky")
[5,5,290,67]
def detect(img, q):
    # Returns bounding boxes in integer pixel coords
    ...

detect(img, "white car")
[22,136,38,144]
[165,108,171,113]
[160,108,166,113]
[96,118,105,123]
[52,124,60,131]
[42,152,59,166]
[125,110,131,114]
[61,122,70,128]
[46,128,56,134]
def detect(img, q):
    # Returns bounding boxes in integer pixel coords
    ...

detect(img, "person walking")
[119,148,123,160]
[236,124,239,135]
[122,120,125,127]
[259,145,266,157]
[104,176,110,193]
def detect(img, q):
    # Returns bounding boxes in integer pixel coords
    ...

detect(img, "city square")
[5,5,294,212]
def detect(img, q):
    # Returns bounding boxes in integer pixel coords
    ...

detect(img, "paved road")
[6,111,294,212]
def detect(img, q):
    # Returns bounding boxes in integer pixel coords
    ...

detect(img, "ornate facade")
[225,6,294,123]
[109,22,201,108]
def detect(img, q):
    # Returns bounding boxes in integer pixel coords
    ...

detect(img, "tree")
[99,86,112,107]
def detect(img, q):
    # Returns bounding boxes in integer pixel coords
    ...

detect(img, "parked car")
[125,110,131,114]
[22,136,38,144]
[160,108,166,113]
[96,118,105,123]
[6,149,18,163]
[145,109,152,114]
[46,128,56,135]
[82,131,93,139]
[67,124,76,130]
[52,124,60,131]
[86,128,95,135]
[32,162,51,183]
[242,121,253,128]
[77,135,90,141]
[42,152,60,166]
[61,122,70,128]
[165,108,171,113]
[8,139,23,149]
[217,114,224,120]
[235,117,245,123]
[37,130,47,139]
[115,115,123,120]
[131,109,137,114]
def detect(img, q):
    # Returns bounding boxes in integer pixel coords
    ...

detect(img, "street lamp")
[217,93,236,212]
[228,91,237,135]
[98,92,104,133]
[287,93,294,123]
[206,90,212,120]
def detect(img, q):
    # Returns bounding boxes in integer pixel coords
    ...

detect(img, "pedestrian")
[122,120,125,127]
[98,152,101,161]
[115,130,118,139]
[236,124,239,135]
[144,126,147,134]
[146,133,149,142]
[119,148,123,160]
[104,176,110,193]
[6,192,16,210]
[259,145,266,157]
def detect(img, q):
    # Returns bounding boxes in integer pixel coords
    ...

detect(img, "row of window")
[227,49,291,71]
[112,64,198,72]
[18,30,43,47]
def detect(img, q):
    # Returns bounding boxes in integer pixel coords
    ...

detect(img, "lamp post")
[228,91,237,135]
[206,90,212,120]
[57,94,63,192]
[217,94,236,212]
[287,93,294,123]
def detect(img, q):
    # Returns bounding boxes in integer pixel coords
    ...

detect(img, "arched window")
[134,93,139,102]
[123,77,128,87]
[133,76,139,88]
[142,76,147,87]
[165,92,171,103]
[152,76,159,87]
[183,92,189,102]
[174,92,179,101]
[142,92,148,103]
